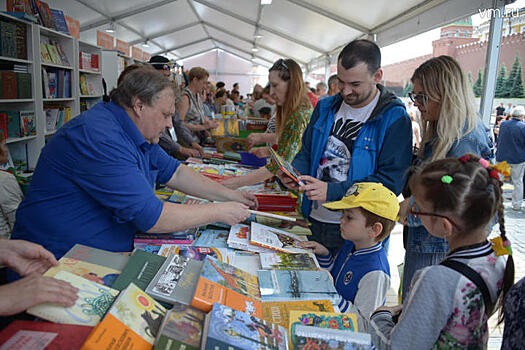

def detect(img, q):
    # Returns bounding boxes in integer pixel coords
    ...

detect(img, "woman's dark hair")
[215,89,226,99]
[409,154,514,323]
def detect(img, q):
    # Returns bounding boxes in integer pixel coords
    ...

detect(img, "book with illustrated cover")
[0,320,93,350]
[268,146,304,186]
[45,44,61,65]
[158,245,233,263]
[111,249,166,291]
[49,8,69,35]
[190,256,261,317]
[201,303,289,350]
[193,229,229,248]
[145,254,203,305]
[261,300,335,329]
[257,270,339,305]
[250,222,308,254]
[27,270,118,326]
[81,283,167,350]
[44,257,120,287]
[289,311,359,346]
[259,252,319,270]
[63,243,130,271]
[292,325,372,350]
[153,302,205,350]
[227,224,273,253]
[19,110,35,136]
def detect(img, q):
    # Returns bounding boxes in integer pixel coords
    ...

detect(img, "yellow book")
[27,270,119,326]
[261,299,334,329]
[40,43,52,63]
[45,257,121,287]
[45,44,62,65]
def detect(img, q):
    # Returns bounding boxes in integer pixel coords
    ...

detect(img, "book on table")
[250,222,309,254]
[259,252,320,271]
[292,325,372,350]
[111,249,166,291]
[261,299,335,329]
[63,243,130,271]
[44,256,121,287]
[227,223,274,253]
[145,253,204,305]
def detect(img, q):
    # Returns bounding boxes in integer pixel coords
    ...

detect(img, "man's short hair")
[233,82,239,88]
[327,74,338,86]
[216,81,225,89]
[188,67,209,82]
[215,89,226,99]
[316,82,327,90]
[338,39,381,74]
[258,106,272,116]
[231,90,240,96]
[358,207,395,242]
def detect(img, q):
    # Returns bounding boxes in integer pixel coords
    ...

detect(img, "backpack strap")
[440,259,494,316]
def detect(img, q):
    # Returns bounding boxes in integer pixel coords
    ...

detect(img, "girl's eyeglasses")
[271,58,289,71]
[408,92,428,106]
[409,202,462,231]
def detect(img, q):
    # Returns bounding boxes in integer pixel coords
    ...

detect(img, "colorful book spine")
[4,110,21,138]
[15,22,27,60]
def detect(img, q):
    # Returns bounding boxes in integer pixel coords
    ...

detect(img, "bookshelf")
[78,41,102,112]
[0,12,103,171]
[102,50,141,93]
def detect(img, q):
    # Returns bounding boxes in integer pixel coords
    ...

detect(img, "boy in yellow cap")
[299,182,399,331]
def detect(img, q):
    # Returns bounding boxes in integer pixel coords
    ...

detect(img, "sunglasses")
[408,92,428,106]
[409,202,462,232]
[272,58,289,71]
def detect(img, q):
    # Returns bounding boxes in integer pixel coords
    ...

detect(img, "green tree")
[509,55,525,98]
[504,55,519,97]
[495,64,507,97]
[473,69,483,97]
[402,81,413,97]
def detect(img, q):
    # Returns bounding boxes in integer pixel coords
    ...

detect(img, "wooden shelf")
[6,135,37,144]
[43,98,75,102]
[42,62,73,70]
[0,56,32,64]
[0,99,34,103]
[79,69,101,75]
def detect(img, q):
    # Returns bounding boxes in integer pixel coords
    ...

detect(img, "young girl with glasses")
[370,154,514,349]
[399,56,493,302]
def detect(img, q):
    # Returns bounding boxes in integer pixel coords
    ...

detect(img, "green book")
[111,249,166,291]
[3,110,21,138]
[1,21,16,58]
[154,303,205,350]
[16,73,31,99]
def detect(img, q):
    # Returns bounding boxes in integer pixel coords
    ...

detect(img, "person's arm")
[369,267,454,350]
[341,271,390,332]
[178,95,190,122]
[0,240,58,275]
[220,167,273,189]
[326,112,413,200]
[158,129,180,156]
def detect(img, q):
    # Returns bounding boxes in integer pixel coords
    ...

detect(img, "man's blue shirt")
[11,102,180,258]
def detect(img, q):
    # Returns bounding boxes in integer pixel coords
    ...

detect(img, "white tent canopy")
[41,0,503,71]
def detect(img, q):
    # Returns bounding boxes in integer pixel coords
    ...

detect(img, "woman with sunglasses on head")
[220,58,312,189]
[371,154,513,349]
[399,56,492,303]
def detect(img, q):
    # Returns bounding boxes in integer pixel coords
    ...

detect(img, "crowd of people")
[0,38,523,348]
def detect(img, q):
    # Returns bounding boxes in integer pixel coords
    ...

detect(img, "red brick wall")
[382,54,432,87]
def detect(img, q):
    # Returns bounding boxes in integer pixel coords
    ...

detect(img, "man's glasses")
[408,92,428,106]
[409,202,463,232]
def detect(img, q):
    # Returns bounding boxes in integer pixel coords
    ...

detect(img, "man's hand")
[374,304,403,316]
[246,133,263,148]
[276,169,300,190]
[298,241,329,256]
[178,146,199,158]
[299,175,328,202]
[215,202,251,225]
[0,240,58,276]
[249,147,270,159]
[191,142,205,157]
[219,177,241,190]
[398,198,410,225]
[0,274,79,316]
[204,119,219,130]
[233,191,258,209]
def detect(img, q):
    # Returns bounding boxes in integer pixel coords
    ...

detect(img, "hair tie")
[458,155,471,163]
[441,175,453,184]
[488,169,500,180]
[478,158,489,169]
[490,236,513,256]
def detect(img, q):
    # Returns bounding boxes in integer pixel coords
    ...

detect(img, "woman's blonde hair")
[411,56,478,161]
[269,59,310,139]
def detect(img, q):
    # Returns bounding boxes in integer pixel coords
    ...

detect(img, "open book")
[269,147,305,186]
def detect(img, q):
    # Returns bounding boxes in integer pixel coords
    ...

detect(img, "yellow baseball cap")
[322,182,399,222]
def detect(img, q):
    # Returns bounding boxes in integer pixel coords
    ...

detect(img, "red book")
[90,53,99,71]
[0,320,93,349]
[0,112,7,139]
[1,71,17,99]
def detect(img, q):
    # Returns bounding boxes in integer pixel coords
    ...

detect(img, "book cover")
[49,8,69,34]
[228,251,261,276]
[289,310,359,346]
[91,53,99,70]
[227,224,273,253]
[1,21,17,58]
[145,254,204,305]
[268,146,304,186]
[4,110,21,138]
[63,243,130,271]
[190,256,261,317]
[259,252,319,271]
[215,137,249,153]
[44,107,58,131]
[0,320,93,350]
[6,0,33,14]
[261,300,335,329]
[250,222,308,254]
[35,0,55,29]
[157,245,232,264]
[153,303,205,350]
[19,110,35,136]
[44,257,120,287]
[45,44,61,65]
[79,72,88,95]
[0,71,17,99]
[111,249,166,291]
[15,22,27,60]
[201,303,289,350]
[51,40,70,65]
[257,270,339,305]
[193,229,229,248]
[0,113,7,139]
[46,69,56,98]
[27,270,119,326]
[39,43,52,63]
[81,283,167,350]
[292,325,372,350]
[16,72,31,99]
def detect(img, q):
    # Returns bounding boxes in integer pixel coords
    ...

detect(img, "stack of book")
[7,0,70,34]
[0,66,31,99]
